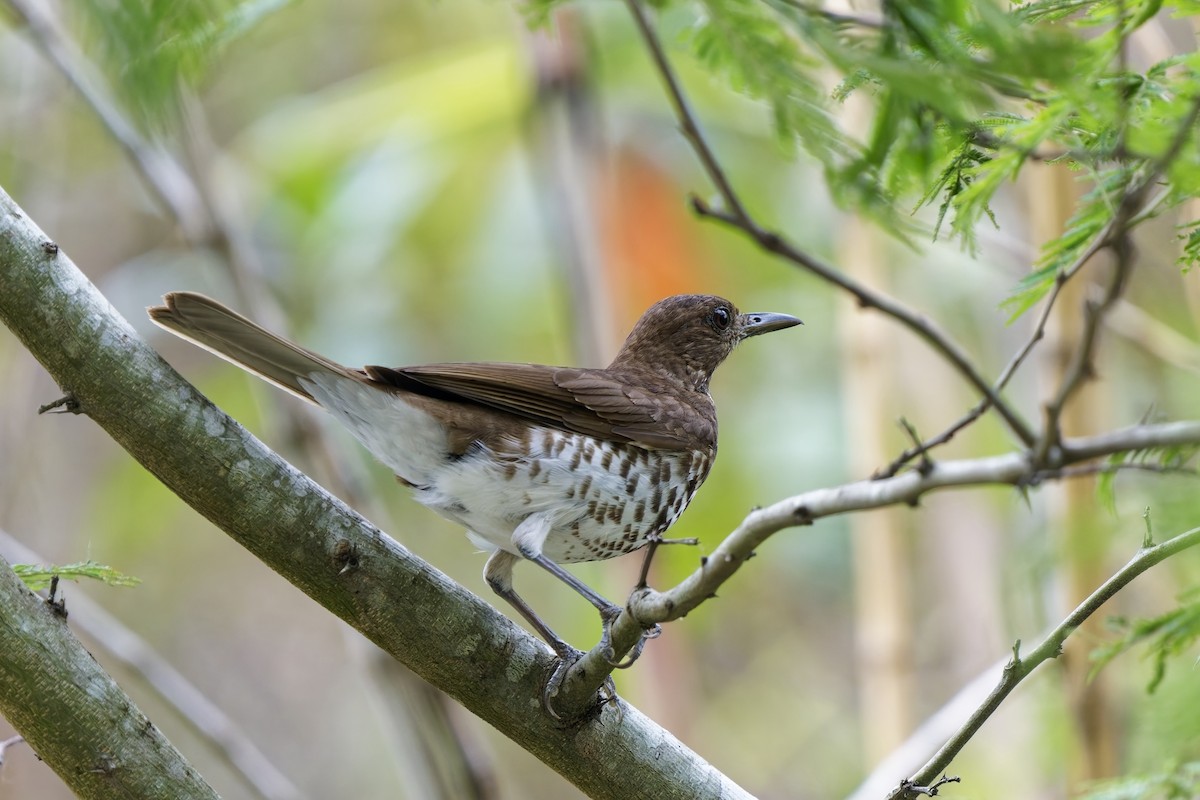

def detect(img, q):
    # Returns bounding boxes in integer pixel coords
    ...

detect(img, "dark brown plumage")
[149,291,801,679]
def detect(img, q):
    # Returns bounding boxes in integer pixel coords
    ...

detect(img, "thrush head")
[610,295,801,391]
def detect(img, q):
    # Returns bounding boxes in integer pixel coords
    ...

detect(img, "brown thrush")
[149,293,800,684]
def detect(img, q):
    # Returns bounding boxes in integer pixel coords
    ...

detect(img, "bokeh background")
[2,1,1199,798]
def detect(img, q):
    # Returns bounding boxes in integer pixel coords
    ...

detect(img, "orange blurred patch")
[599,147,714,329]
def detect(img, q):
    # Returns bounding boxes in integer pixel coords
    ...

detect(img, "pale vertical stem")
[832,18,914,755]
[358,648,500,800]
[1185,26,1200,327]
[839,214,915,762]
[525,10,617,367]
[834,70,913,760]
[1028,163,1119,781]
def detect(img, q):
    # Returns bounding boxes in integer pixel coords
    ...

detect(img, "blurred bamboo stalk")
[525,10,615,368]
[834,26,914,758]
[359,651,500,800]
[838,214,915,762]
[1027,162,1118,781]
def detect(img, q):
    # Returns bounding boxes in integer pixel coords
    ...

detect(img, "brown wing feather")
[364,363,714,451]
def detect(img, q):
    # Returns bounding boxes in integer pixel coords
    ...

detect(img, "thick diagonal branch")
[0,185,752,800]
[0,548,220,800]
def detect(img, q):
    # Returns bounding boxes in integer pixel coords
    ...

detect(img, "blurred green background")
[2,1,1199,798]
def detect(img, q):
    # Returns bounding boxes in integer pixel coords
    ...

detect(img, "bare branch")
[550,420,1200,707]
[886,523,1200,799]
[0,734,26,768]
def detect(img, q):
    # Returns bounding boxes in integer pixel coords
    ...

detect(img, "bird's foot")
[597,604,662,669]
[542,644,617,721]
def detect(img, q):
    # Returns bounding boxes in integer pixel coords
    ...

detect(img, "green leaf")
[1079,761,1200,800]
[72,0,279,131]
[1089,588,1200,693]
[686,0,848,166]
[13,560,142,592]
[1177,219,1200,273]
[1001,263,1059,322]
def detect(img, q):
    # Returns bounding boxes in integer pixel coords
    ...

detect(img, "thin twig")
[1037,96,1200,462]
[886,523,1200,799]
[553,420,1200,708]
[877,167,1168,479]
[622,0,1036,446]
[0,734,25,768]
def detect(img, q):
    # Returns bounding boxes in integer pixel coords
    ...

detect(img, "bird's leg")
[635,534,700,588]
[510,512,657,672]
[511,516,656,671]
[635,539,660,589]
[485,546,616,718]
[484,550,574,657]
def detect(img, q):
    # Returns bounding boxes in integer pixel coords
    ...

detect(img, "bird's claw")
[597,606,661,669]
[542,648,581,721]
[542,645,618,721]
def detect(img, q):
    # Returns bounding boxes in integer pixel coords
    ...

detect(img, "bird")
[149,292,800,690]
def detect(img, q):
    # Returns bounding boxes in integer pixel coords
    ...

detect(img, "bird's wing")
[363,363,713,451]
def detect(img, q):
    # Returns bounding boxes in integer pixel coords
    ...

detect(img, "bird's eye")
[711,306,732,330]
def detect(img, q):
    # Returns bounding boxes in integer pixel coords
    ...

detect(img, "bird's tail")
[148,292,353,403]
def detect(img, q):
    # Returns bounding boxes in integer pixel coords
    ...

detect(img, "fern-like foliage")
[1096,441,1199,515]
[521,0,1200,313]
[1079,762,1200,800]
[1090,588,1200,693]
[13,560,142,592]
[70,0,293,132]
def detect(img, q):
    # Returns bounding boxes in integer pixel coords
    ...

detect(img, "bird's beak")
[740,311,803,338]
